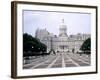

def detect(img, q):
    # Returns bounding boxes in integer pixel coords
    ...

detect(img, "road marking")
[62,53,66,67]
[68,53,90,65]
[24,52,90,69]
[23,56,44,67]
[67,55,80,67]
[24,56,51,68]
[80,56,90,62]
[31,61,47,69]
[31,56,55,68]
[78,59,89,64]
[47,55,59,68]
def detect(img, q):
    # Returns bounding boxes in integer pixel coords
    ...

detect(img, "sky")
[23,10,91,37]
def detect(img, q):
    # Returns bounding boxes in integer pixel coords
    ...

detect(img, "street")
[23,52,90,69]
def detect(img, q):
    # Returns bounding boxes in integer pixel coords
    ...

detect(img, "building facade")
[35,19,90,53]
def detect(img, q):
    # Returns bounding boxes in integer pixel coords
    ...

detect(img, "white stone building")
[35,19,90,53]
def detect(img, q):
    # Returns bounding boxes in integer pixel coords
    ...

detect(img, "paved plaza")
[23,52,90,69]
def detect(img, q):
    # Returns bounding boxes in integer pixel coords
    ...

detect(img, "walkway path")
[23,52,90,69]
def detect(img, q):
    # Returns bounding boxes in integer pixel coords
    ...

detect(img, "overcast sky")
[23,10,91,37]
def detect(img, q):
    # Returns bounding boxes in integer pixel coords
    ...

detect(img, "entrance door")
[59,45,69,52]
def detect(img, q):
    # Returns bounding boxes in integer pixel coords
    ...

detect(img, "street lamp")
[32,46,34,49]
[50,36,56,55]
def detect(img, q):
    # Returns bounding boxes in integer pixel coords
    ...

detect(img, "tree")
[80,38,91,54]
[23,33,39,52]
[23,33,47,57]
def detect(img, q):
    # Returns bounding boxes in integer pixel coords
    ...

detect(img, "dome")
[59,19,68,37]
[59,25,67,29]
[59,19,67,29]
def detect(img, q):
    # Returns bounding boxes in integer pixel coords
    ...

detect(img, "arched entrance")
[59,45,69,52]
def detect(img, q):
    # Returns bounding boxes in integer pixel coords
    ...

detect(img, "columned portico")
[59,45,69,52]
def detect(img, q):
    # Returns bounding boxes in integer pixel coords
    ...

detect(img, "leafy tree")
[23,33,47,57]
[80,38,91,54]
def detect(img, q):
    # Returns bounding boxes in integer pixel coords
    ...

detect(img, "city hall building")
[35,19,90,53]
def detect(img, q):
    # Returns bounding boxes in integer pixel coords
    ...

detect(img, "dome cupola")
[59,19,68,37]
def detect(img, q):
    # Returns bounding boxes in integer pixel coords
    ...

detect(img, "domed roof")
[59,25,67,29]
[59,19,67,29]
[59,19,68,37]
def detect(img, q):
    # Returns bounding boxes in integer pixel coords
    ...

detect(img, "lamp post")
[50,36,53,51]
[32,46,34,53]
[50,36,56,55]
[38,47,40,52]
[32,46,34,49]
[63,46,64,53]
